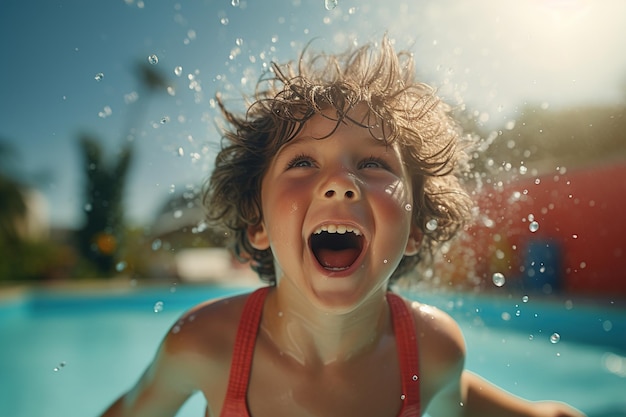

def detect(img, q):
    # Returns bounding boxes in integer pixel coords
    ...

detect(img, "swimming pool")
[1,284,624,417]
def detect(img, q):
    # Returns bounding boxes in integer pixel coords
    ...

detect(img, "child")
[100,37,585,417]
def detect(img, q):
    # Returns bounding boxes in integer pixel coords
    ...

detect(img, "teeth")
[313,224,362,236]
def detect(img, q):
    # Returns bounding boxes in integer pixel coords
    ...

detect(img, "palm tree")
[0,141,27,244]
[76,136,133,276]
[75,61,169,277]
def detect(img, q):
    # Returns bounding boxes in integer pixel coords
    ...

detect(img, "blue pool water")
[1,284,625,417]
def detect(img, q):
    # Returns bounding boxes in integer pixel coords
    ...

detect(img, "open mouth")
[310,225,365,271]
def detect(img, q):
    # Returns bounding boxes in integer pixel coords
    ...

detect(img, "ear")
[247,222,270,250]
[404,226,423,256]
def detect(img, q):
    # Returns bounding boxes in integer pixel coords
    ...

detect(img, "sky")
[1,0,625,229]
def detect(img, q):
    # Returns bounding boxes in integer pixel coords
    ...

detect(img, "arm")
[99,343,196,417]
[414,303,585,417]
[428,369,587,417]
[99,318,206,417]
[461,371,585,417]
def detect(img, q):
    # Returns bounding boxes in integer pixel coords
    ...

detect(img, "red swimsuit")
[217,287,421,417]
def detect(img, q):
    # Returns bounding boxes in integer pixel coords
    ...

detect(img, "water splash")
[153,301,164,313]
[94,72,104,81]
[147,54,159,65]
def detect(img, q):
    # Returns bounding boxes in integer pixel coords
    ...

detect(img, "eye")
[359,156,390,170]
[286,153,315,169]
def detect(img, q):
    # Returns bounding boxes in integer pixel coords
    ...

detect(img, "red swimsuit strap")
[219,287,270,417]
[219,288,419,417]
[387,292,421,416]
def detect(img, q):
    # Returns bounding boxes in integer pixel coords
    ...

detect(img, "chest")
[245,339,406,417]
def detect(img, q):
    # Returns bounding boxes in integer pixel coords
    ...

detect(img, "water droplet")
[412,374,418,381]
[231,0,240,6]
[173,209,183,219]
[148,54,159,65]
[529,334,534,340]
[220,17,229,25]
[383,259,388,264]
[94,72,104,81]
[177,147,184,156]
[53,361,66,372]
[98,105,112,118]
[160,116,169,124]
[324,0,338,10]
[400,394,406,400]
[426,219,438,231]
[153,301,164,313]
[174,66,183,76]
[151,239,162,251]
[116,261,127,272]
[492,272,506,287]
[529,221,539,232]
[550,333,560,344]
[522,295,529,303]
[404,203,412,211]
[84,203,92,212]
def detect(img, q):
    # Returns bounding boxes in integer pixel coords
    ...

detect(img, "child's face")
[248,104,420,310]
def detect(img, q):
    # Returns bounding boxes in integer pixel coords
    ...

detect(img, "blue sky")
[1,0,625,229]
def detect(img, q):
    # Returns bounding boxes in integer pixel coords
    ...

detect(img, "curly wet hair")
[202,36,474,285]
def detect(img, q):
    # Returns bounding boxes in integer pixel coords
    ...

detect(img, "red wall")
[465,162,626,297]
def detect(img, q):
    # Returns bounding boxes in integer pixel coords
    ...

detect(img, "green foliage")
[0,141,27,244]
[76,136,134,277]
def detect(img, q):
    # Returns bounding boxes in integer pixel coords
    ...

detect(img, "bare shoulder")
[163,291,251,357]
[151,291,253,393]
[98,292,256,416]
[403,297,466,404]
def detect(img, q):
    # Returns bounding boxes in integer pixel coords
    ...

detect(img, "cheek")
[373,179,414,244]
[262,183,307,243]
[378,179,413,216]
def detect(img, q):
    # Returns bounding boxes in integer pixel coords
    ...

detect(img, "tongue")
[316,247,361,270]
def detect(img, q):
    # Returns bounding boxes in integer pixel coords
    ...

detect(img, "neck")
[261,283,391,367]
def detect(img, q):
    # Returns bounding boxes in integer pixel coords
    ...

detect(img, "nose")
[322,170,361,201]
